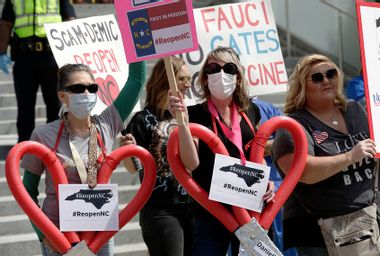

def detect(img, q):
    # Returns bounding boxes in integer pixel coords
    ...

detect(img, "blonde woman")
[272,54,377,256]
[168,47,275,256]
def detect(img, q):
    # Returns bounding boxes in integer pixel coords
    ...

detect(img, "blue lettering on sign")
[127,9,156,57]
[373,92,380,106]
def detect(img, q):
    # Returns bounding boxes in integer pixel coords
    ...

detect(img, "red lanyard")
[54,121,107,164]
[208,100,255,165]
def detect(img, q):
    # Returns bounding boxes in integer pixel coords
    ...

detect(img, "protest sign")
[114,0,198,63]
[44,15,137,114]
[180,0,287,99]
[356,1,380,157]
[209,154,270,212]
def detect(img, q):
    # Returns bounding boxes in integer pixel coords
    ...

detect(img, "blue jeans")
[296,246,328,256]
[192,213,239,256]
[40,238,114,256]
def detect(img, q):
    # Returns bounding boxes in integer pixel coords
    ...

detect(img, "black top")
[2,0,76,22]
[188,101,261,215]
[126,107,193,206]
[272,101,375,248]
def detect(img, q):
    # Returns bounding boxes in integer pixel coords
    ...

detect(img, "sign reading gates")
[209,154,270,212]
[178,0,287,99]
[44,15,141,115]
[59,184,119,231]
[114,0,198,63]
[356,1,380,157]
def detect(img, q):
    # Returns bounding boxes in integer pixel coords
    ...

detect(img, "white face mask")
[67,93,97,119]
[207,71,237,100]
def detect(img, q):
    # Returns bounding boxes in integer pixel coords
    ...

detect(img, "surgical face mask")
[67,93,97,119]
[207,71,237,100]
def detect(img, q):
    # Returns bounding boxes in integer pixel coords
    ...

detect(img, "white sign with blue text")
[209,154,270,212]
[59,184,119,231]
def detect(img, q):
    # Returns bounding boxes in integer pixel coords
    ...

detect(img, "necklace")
[331,106,338,126]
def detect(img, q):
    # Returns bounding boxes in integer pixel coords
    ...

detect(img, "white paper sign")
[44,15,142,115]
[179,0,287,102]
[59,184,119,231]
[357,3,380,157]
[209,154,270,212]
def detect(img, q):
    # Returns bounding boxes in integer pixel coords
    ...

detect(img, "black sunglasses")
[63,83,99,93]
[310,68,338,83]
[205,62,238,75]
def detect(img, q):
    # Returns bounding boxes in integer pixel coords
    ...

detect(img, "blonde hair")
[197,47,250,111]
[145,57,185,119]
[284,54,346,114]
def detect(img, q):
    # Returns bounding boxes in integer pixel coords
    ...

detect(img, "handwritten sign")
[44,15,138,114]
[114,0,198,63]
[179,1,287,98]
[357,1,380,157]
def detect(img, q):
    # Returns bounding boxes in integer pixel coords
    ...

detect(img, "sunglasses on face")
[205,62,238,75]
[310,68,338,83]
[178,75,192,84]
[63,83,99,93]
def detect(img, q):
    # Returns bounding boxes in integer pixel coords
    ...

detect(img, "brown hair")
[197,46,249,111]
[145,56,186,119]
[58,63,94,90]
[285,54,346,114]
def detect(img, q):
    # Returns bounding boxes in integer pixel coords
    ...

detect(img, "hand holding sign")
[167,117,308,256]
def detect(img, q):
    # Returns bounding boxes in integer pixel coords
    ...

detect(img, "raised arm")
[113,61,146,121]
[168,91,199,171]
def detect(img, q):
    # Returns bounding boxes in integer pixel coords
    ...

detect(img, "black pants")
[192,212,240,256]
[13,52,60,142]
[140,203,194,256]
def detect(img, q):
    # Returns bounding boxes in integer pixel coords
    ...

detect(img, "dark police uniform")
[1,0,76,142]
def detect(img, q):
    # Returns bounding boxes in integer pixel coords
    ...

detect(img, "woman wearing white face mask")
[20,62,146,256]
[168,47,275,256]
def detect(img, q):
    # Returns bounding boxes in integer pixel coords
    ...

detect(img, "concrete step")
[0,105,46,120]
[0,117,46,135]
[0,92,45,108]
[0,80,15,94]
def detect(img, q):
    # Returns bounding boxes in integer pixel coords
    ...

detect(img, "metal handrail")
[320,0,356,20]
[320,0,356,69]
[284,0,356,69]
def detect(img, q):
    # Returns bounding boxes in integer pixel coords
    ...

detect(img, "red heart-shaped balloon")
[167,117,308,233]
[82,145,156,253]
[5,141,79,253]
[6,142,156,254]
[231,116,308,229]
[167,123,241,232]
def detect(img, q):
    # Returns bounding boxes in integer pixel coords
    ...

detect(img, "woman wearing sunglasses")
[20,61,146,256]
[168,47,275,256]
[272,54,378,256]
[119,57,194,256]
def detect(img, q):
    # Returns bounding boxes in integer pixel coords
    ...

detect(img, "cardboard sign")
[114,0,198,63]
[44,15,140,115]
[356,1,380,157]
[59,184,119,231]
[209,154,270,212]
[179,0,287,99]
